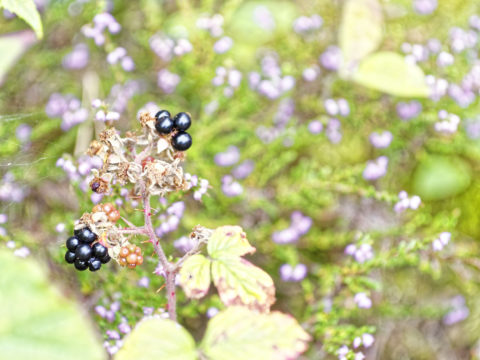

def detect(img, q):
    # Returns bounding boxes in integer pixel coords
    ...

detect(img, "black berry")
[91,181,101,192]
[155,110,171,120]
[65,251,76,264]
[171,132,192,151]
[173,112,191,131]
[100,253,111,264]
[88,258,102,272]
[92,243,108,258]
[66,236,80,251]
[74,258,88,271]
[75,243,92,261]
[155,117,174,134]
[77,227,97,243]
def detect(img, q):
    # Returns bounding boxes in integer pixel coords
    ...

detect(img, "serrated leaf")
[339,0,383,68]
[1,0,43,39]
[179,254,211,299]
[211,258,275,312]
[207,225,255,258]
[0,250,105,360]
[0,31,37,86]
[353,51,430,97]
[200,307,311,360]
[115,317,197,360]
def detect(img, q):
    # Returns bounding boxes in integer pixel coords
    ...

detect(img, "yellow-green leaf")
[1,0,43,39]
[207,225,256,259]
[0,250,105,360]
[211,258,275,312]
[200,307,311,360]
[353,51,430,97]
[339,0,383,70]
[0,31,37,86]
[115,317,197,360]
[179,254,211,299]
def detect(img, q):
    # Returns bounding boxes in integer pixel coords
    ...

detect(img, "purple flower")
[432,232,451,251]
[394,191,421,213]
[62,43,89,70]
[157,69,180,93]
[354,292,372,309]
[13,246,30,258]
[326,118,342,144]
[174,236,197,253]
[118,322,131,334]
[413,0,437,15]
[369,131,393,148]
[213,36,233,54]
[302,66,320,81]
[293,14,323,35]
[345,243,374,263]
[443,296,469,325]
[396,101,422,120]
[137,276,150,288]
[272,211,312,244]
[206,307,219,318]
[232,160,254,179]
[279,263,308,282]
[253,6,275,31]
[95,305,107,318]
[308,120,323,134]
[196,14,224,37]
[15,124,32,143]
[221,175,243,197]
[106,330,120,340]
[434,110,460,134]
[362,156,388,181]
[214,146,240,167]
[319,46,342,71]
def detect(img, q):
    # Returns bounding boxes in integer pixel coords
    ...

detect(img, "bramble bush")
[2,0,480,359]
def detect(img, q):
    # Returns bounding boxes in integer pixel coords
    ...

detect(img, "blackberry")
[74,258,88,271]
[75,243,93,261]
[92,242,108,258]
[155,110,171,120]
[66,236,80,251]
[173,112,191,131]
[88,258,102,272]
[155,117,174,134]
[65,251,76,264]
[171,131,192,151]
[77,227,97,243]
[99,253,111,264]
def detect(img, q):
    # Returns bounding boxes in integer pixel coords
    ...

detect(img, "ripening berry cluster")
[154,110,192,151]
[92,202,120,222]
[118,243,143,269]
[64,227,111,271]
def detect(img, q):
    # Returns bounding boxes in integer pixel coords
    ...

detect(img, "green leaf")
[179,254,211,299]
[179,225,276,312]
[0,31,37,86]
[207,225,255,258]
[115,317,197,360]
[413,155,472,200]
[211,258,275,312]
[0,250,105,360]
[353,51,430,97]
[1,0,43,39]
[200,307,311,360]
[339,0,383,69]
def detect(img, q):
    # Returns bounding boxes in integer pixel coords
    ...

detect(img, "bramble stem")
[140,180,177,321]
[132,144,178,322]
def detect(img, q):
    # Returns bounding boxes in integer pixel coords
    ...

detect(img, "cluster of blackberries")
[64,227,111,272]
[155,110,193,151]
